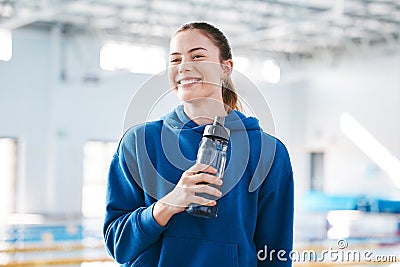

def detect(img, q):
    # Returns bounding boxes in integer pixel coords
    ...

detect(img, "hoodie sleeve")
[103,142,168,264]
[255,140,294,267]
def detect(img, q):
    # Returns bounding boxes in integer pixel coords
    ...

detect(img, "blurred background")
[0,0,399,266]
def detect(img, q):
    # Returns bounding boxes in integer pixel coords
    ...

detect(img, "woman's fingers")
[193,183,222,198]
[185,163,217,175]
[190,173,222,186]
[180,164,222,188]
[192,196,217,206]
[161,164,223,211]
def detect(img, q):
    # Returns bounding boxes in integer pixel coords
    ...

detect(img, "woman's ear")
[221,59,233,79]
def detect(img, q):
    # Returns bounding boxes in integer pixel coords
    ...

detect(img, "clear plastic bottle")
[186,116,230,218]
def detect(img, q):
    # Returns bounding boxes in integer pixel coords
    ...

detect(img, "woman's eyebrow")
[170,47,208,56]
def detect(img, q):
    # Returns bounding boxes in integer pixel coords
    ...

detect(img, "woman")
[103,22,294,266]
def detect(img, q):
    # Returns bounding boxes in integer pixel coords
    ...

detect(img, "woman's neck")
[183,99,228,125]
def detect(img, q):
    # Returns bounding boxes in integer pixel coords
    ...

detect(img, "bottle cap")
[203,116,230,141]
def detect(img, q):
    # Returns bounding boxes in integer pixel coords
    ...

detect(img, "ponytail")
[222,77,243,112]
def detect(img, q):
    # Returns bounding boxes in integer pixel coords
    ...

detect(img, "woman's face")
[168,29,232,103]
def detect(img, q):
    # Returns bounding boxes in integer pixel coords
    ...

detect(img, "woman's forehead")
[169,30,216,54]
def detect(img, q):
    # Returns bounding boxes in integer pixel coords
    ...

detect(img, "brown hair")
[175,22,243,112]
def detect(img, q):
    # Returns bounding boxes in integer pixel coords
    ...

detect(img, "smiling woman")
[103,22,294,267]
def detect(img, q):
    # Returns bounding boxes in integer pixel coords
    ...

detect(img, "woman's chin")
[176,89,201,102]
[179,95,197,103]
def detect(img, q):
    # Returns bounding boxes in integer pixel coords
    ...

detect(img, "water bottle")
[186,116,230,218]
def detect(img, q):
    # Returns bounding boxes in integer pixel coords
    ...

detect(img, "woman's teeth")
[179,79,201,85]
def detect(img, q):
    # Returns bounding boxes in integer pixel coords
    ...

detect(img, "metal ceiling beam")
[0,0,398,63]
[0,1,81,30]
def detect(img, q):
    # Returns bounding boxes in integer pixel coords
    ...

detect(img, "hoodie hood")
[161,105,261,134]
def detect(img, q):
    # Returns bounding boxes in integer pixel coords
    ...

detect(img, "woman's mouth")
[178,78,202,86]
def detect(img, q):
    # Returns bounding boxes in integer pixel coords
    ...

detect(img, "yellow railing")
[0,241,114,266]
[0,243,104,253]
[1,257,114,267]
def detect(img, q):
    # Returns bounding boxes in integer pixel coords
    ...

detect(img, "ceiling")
[1,0,399,63]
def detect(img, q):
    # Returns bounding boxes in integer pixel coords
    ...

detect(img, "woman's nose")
[178,61,193,73]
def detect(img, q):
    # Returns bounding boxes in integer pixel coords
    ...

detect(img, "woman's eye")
[170,58,181,64]
[193,54,204,60]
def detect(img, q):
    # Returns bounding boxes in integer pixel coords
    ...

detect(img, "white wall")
[0,27,399,216]
[0,28,150,215]
[267,54,400,200]
[305,56,400,197]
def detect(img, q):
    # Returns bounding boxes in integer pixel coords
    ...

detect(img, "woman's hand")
[153,163,223,226]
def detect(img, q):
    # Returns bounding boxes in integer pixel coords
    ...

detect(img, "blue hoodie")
[104,105,294,266]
